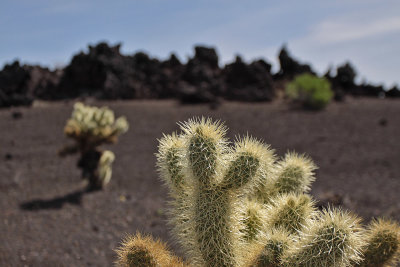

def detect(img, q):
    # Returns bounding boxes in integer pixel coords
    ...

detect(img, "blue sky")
[1,0,399,87]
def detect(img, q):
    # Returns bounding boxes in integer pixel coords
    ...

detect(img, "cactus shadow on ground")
[19,188,95,211]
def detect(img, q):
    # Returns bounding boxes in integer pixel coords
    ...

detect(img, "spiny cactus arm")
[179,117,228,186]
[222,136,275,192]
[222,136,276,251]
[115,232,188,267]
[114,116,129,134]
[251,228,293,267]
[263,152,316,202]
[239,199,275,267]
[265,193,316,235]
[248,194,315,266]
[166,193,195,262]
[177,117,245,267]
[157,132,195,258]
[281,208,364,267]
[192,188,239,267]
[98,150,115,187]
[355,218,400,267]
[156,132,187,193]
[241,199,268,242]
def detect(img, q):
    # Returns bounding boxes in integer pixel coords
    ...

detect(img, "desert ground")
[1,98,399,266]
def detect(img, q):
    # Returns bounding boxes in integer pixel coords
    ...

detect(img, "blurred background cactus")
[59,102,128,190]
[116,117,399,267]
[285,73,333,110]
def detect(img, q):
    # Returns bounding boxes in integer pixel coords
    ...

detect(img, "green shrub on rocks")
[286,73,333,110]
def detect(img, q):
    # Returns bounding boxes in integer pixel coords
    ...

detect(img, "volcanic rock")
[0,61,33,107]
[222,56,274,101]
[58,42,132,99]
[178,46,222,103]
[0,42,398,107]
[356,83,385,97]
[386,86,400,98]
[328,62,358,98]
[275,46,315,79]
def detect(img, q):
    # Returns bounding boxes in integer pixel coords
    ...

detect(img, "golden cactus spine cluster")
[355,218,400,267]
[64,102,128,145]
[115,233,187,267]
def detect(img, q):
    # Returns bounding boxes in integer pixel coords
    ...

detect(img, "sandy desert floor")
[0,98,399,266]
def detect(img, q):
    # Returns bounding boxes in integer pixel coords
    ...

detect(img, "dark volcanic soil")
[1,98,399,266]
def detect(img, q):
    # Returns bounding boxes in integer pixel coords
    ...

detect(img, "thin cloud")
[308,16,400,45]
[283,9,400,86]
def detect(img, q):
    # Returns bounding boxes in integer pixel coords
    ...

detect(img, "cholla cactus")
[60,102,128,190]
[116,117,400,267]
[64,102,128,146]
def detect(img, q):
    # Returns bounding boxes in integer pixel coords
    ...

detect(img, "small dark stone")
[5,153,12,160]
[379,118,387,127]
[11,111,22,119]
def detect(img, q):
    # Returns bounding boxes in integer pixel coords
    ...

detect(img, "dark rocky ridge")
[0,42,399,107]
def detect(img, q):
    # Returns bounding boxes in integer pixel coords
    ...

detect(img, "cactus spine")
[60,102,128,190]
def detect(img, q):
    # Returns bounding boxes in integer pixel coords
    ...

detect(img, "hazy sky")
[1,0,399,87]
